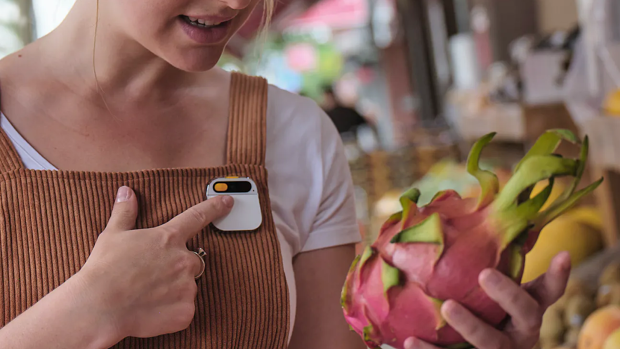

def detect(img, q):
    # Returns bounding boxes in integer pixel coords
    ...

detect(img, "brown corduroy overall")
[0,73,290,348]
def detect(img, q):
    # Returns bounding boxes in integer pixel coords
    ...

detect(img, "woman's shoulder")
[0,45,38,79]
[265,83,342,165]
[222,71,334,136]
[0,49,36,112]
[267,84,321,117]
[266,83,336,139]
[0,51,21,89]
[263,82,347,198]
[0,46,52,106]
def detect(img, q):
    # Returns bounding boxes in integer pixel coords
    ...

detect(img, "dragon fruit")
[341,130,603,349]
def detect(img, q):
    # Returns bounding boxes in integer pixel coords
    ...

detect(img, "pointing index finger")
[479,268,542,333]
[164,196,234,241]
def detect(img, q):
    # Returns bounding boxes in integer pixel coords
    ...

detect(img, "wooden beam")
[396,0,441,122]
[591,167,620,247]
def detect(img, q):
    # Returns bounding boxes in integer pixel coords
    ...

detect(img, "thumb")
[524,251,571,309]
[106,186,138,231]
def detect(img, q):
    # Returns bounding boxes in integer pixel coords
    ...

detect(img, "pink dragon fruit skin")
[341,130,603,349]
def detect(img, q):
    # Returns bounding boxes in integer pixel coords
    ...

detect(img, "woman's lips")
[179,15,232,45]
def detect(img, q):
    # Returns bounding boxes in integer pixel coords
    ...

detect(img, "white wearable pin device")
[206,177,262,231]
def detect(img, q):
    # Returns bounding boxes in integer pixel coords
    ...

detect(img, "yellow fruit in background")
[530,180,567,211]
[566,207,604,231]
[579,306,620,349]
[522,215,604,283]
[603,328,620,349]
[604,89,620,116]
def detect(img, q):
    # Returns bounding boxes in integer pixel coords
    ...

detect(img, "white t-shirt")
[0,84,362,340]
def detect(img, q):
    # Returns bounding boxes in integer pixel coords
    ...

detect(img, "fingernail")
[556,251,571,271]
[404,337,415,348]
[479,268,501,287]
[221,196,234,208]
[116,186,131,203]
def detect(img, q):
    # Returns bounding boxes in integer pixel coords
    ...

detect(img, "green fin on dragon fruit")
[341,129,603,349]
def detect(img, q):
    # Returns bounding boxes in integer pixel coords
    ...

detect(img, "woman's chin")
[166,49,225,73]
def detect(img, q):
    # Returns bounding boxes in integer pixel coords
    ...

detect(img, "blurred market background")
[5,0,620,348]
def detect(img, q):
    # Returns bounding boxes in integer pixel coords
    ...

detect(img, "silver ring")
[193,248,207,279]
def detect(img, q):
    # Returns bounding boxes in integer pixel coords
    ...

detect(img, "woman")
[0,0,570,348]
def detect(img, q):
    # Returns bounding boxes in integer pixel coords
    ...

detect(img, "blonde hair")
[93,0,113,116]
[259,0,275,43]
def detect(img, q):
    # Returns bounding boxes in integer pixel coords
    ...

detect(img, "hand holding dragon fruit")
[341,130,603,349]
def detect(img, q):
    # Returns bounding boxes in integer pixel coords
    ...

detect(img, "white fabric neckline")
[0,112,57,170]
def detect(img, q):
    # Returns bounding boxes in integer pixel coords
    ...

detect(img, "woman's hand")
[404,252,571,349]
[0,186,233,349]
[78,186,233,344]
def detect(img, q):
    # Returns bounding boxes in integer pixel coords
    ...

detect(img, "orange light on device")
[214,183,228,192]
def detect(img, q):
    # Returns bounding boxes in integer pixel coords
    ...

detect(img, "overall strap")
[0,84,26,172]
[0,130,24,172]
[0,88,25,173]
[226,72,268,166]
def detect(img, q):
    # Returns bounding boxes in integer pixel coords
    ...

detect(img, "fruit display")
[541,303,567,348]
[341,130,602,349]
[540,261,620,349]
[603,328,620,349]
[521,211,604,283]
[578,306,620,349]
